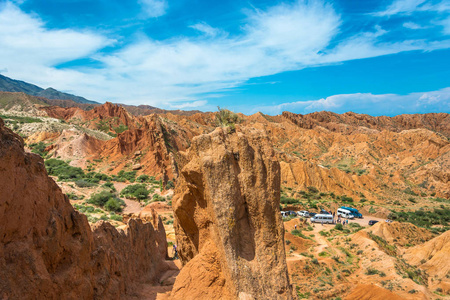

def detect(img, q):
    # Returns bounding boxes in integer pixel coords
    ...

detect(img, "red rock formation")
[42,102,136,130]
[0,117,168,299]
[282,111,450,137]
[171,126,294,299]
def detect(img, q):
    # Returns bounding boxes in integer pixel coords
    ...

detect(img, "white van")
[337,208,355,219]
[311,214,333,224]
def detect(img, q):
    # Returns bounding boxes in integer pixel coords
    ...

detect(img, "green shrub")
[120,184,149,200]
[280,195,299,204]
[291,229,311,240]
[87,215,99,223]
[104,198,125,212]
[29,142,48,157]
[335,223,343,231]
[45,159,84,181]
[408,197,417,203]
[152,193,165,202]
[102,182,116,191]
[136,174,149,183]
[110,214,123,222]
[366,268,379,275]
[88,191,124,212]
[307,186,319,193]
[341,196,354,203]
[403,187,418,196]
[113,124,128,134]
[215,106,240,127]
[66,193,79,200]
[165,180,175,189]
[117,170,137,182]
[75,179,96,188]
[388,208,450,228]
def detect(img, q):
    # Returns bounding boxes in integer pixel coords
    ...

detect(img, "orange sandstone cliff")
[171,126,295,300]
[0,117,169,299]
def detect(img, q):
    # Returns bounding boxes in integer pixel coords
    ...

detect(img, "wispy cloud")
[189,22,223,37]
[169,100,208,109]
[138,0,167,18]
[403,22,425,29]
[439,16,450,34]
[375,0,427,16]
[375,0,450,16]
[253,88,450,116]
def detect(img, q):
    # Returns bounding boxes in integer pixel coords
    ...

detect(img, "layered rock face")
[0,118,168,299]
[282,111,450,137]
[171,127,294,300]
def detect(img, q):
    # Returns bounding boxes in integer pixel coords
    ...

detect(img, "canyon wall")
[0,118,168,299]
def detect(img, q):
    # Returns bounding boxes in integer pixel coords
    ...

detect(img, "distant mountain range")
[0,74,203,116]
[0,74,98,104]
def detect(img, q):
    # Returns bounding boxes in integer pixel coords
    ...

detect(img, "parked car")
[288,211,297,216]
[281,211,288,218]
[337,208,355,219]
[320,209,331,215]
[297,210,309,217]
[309,212,317,217]
[368,220,379,226]
[311,214,333,224]
[341,206,363,218]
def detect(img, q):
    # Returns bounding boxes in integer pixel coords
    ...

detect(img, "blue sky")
[0,0,449,115]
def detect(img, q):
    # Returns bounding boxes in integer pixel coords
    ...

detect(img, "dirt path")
[122,198,143,214]
[130,260,181,300]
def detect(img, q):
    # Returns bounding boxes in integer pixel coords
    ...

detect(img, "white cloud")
[138,0,167,18]
[375,0,450,16]
[189,22,223,37]
[375,0,427,16]
[0,0,449,111]
[438,16,450,35]
[403,22,424,29]
[0,2,112,66]
[169,100,208,109]
[254,88,450,116]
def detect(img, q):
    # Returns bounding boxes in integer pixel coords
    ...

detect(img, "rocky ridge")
[0,118,169,299]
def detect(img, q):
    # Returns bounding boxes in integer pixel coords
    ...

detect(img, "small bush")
[102,182,116,191]
[335,223,343,231]
[366,268,379,275]
[165,180,175,189]
[307,186,319,193]
[104,198,125,212]
[120,184,149,200]
[408,197,417,203]
[29,142,48,157]
[116,170,137,182]
[88,191,125,212]
[215,106,240,127]
[136,174,149,183]
[341,196,354,203]
[110,213,123,222]
[75,179,96,188]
